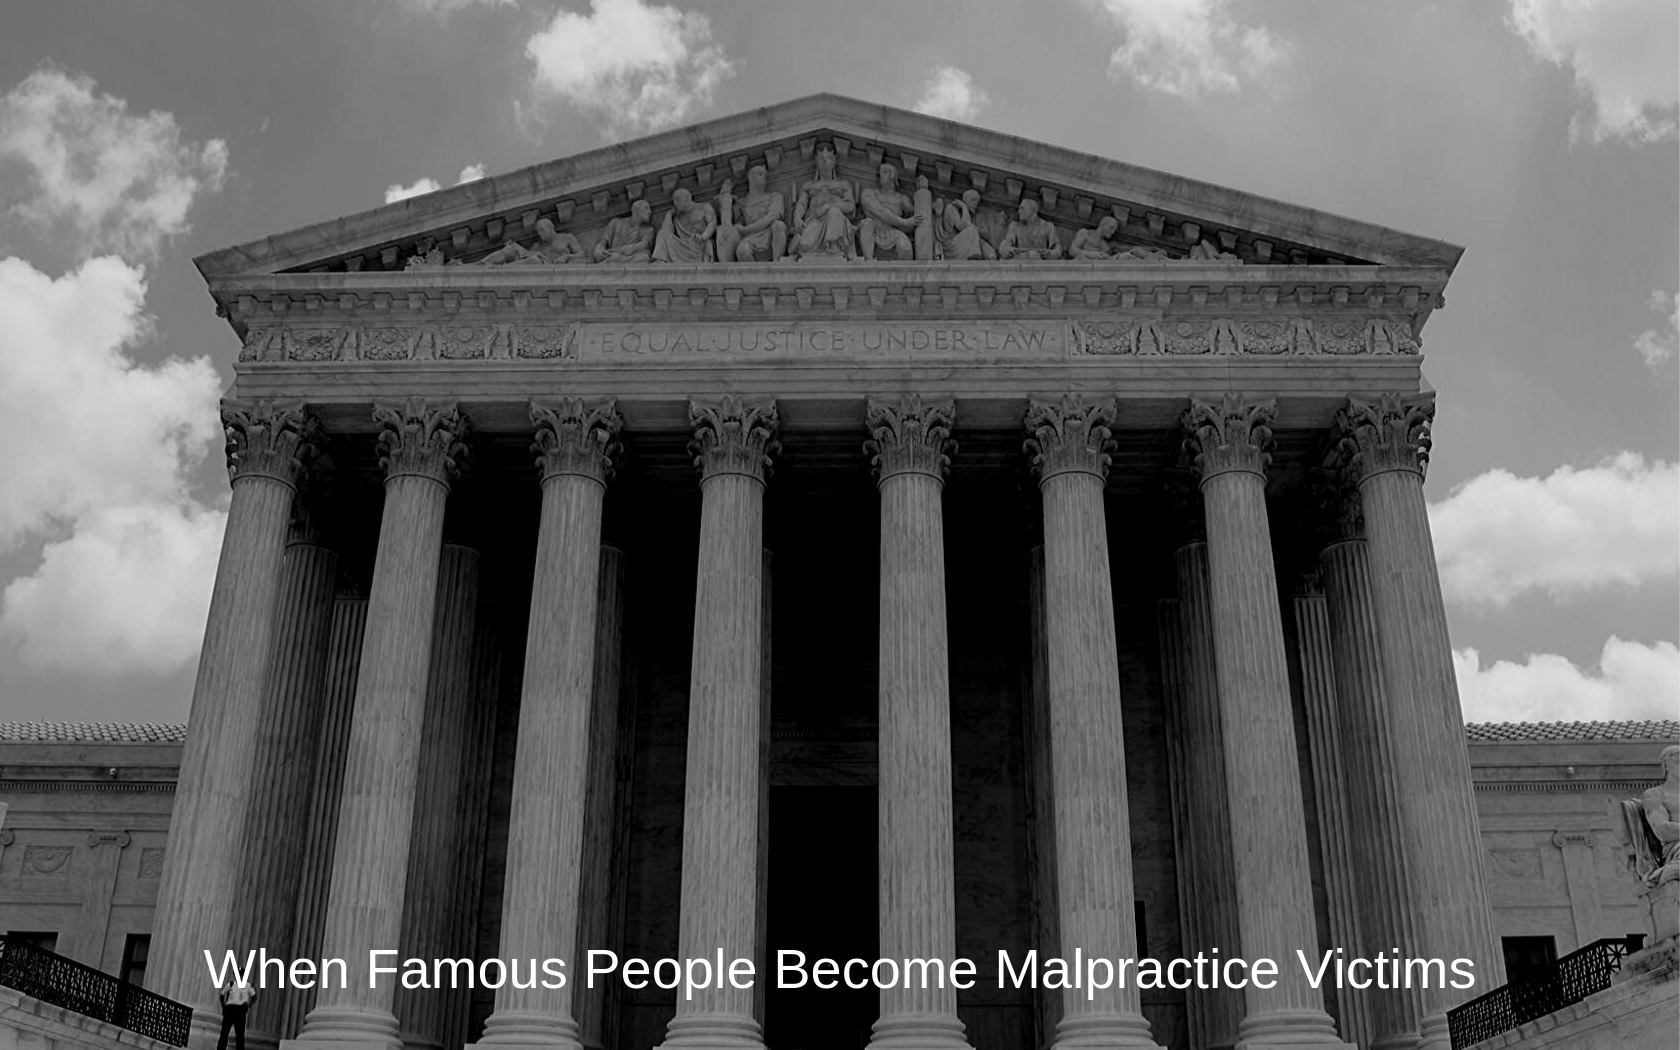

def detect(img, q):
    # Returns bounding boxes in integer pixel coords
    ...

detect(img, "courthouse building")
[4,96,1673,1050]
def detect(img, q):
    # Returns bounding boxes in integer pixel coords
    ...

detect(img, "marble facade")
[9,97,1660,1050]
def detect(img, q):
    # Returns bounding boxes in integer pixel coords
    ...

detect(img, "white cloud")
[1508,0,1679,143]
[1634,288,1678,369]
[525,0,734,137]
[1455,638,1680,722]
[0,255,224,674]
[913,67,989,122]
[1,504,226,674]
[0,68,228,259]
[1429,454,1679,607]
[384,176,443,203]
[1084,0,1286,98]
[383,163,487,203]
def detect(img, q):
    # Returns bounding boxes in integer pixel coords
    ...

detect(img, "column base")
[283,1005,403,1050]
[1368,1033,1421,1050]
[1411,1013,1452,1050]
[465,1009,583,1050]
[868,1012,972,1049]
[1234,1009,1355,1049]
[1050,1012,1165,1049]
[655,1012,764,1050]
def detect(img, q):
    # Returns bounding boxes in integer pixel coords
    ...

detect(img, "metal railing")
[1447,936,1635,1048]
[0,934,192,1046]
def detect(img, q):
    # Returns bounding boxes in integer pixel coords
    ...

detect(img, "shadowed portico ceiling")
[194,93,1463,280]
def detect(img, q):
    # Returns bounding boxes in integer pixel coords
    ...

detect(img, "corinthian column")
[865,396,970,1050]
[658,396,778,1050]
[1181,395,1350,1049]
[474,399,622,1050]
[1024,396,1162,1050]
[1335,394,1502,1050]
[290,398,466,1050]
[1315,477,1425,1050]
[151,399,315,1042]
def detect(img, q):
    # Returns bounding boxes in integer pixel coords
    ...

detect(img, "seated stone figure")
[787,142,856,261]
[857,163,923,261]
[592,199,655,263]
[1615,745,1680,887]
[652,188,716,263]
[933,188,995,261]
[1067,216,1121,260]
[716,166,787,262]
[1113,244,1173,262]
[1188,238,1241,262]
[998,198,1063,260]
[479,219,585,265]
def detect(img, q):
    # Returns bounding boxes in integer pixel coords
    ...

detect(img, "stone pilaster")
[1291,576,1373,1049]
[865,396,970,1050]
[1024,396,1162,1050]
[1335,393,1503,1050]
[658,395,777,1050]
[474,399,621,1050]
[1182,394,1350,1049]
[1316,476,1426,1050]
[396,543,482,1050]
[291,397,465,1050]
[1159,526,1243,1050]
[235,506,340,1041]
[576,546,628,1050]
[284,593,369,1039]
[67,831,130,968]
[151,399,315,1041]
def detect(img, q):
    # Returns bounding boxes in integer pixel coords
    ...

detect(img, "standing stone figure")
[1067,215,1121,259]
[480,218,585,265]
[1613,744,1680,942]
[997,198,1063,260]
[652,187,717,263]
[788,142,856,261]
[857,162,923,260]
[715,165,787,262]
[932,188,995,261]
[592,199,655,263]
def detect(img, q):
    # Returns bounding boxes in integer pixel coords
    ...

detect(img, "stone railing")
[0,935,191,1047]
[1446,936,1635,1048]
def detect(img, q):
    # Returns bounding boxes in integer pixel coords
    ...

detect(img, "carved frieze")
[1070,320,1137,355]
[1488,848,1543,880]
[512,325,577,360]
[22,845,74,877]
[138,847,165,879]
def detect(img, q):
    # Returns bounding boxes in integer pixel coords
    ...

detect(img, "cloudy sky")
[0,0,1675,725]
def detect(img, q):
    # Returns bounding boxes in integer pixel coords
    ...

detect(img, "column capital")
[222,398,317,488]
[1024,395,1115,483]
[87,831,131,849]
[865,395,955,484]
[1334,392,1435,482]
[530,398,623,485]
[689,395,779,483]
[374,397,468,486]
[1182,395,1275,482]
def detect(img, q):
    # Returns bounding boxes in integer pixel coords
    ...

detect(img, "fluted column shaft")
[1337,395,1502,1050]
[1025,398,1162,1050]
[576,546,628,1050]
[476,400,621,1050]
[293,398,465,1050]
[1320,537,1425,1050]
[152,400,313,1042]
[285,595,370,1039]
[866,398,970,1050]
[1167,541,1243,1050]
[396,543,481,1050]
[1184,395,1350,1049]
[660,396,777,1050]
[236,530,339,1041]
[1291,586,1373,1048]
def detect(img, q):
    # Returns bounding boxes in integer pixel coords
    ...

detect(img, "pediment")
[194,94,1460,280]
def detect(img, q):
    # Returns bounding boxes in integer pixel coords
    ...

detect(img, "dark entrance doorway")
[764,785,877,1047]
